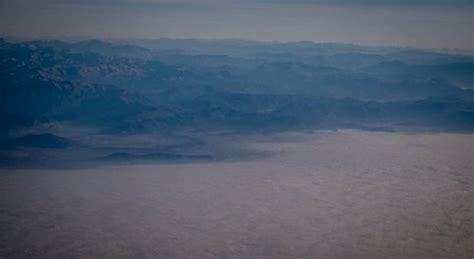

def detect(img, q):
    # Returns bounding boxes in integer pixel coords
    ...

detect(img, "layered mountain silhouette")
[1,38,473,166]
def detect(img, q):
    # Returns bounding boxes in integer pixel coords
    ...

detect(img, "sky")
[0,0,473,50]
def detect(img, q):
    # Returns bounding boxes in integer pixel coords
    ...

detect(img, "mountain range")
[1,38,473,167]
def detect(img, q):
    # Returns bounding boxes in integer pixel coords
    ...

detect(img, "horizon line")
[2,34,473,55]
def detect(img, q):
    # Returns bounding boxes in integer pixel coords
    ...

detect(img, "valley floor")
[0,130,473,258]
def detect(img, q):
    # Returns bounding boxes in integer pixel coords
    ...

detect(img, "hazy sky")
[0,0,472,50]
